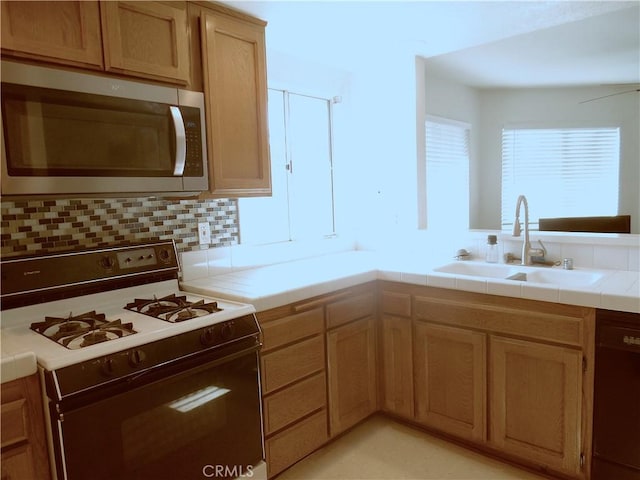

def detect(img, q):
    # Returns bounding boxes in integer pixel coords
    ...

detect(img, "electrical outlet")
[198,222,211,245]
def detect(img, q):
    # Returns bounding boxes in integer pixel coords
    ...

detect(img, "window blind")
[501,127,620,229]
[425,117,470,230]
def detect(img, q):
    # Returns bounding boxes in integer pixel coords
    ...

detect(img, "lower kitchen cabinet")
[414,322,486,443]
[257,283,377,477]
[257,281,594,480]
[489,335,583,476]
[380,315,414,418]
[387,281,594,480]
[257,305,327,478]
[327,315,378,436]
[1,374,51,480]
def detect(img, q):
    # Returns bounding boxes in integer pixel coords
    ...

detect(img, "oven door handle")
[126,342,260,387]
[170,106,187,176]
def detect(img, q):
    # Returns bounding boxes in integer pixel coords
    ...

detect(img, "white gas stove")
[0,241,265,480]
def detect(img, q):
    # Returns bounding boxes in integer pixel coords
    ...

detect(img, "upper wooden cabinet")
[1,1,191,85]
[101,1,190,84]
[1,1,103,68]
[199,9,271,197]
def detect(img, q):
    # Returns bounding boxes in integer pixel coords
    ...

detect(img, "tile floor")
[278,415,548,480]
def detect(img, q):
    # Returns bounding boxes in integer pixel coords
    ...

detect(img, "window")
[425,116,470,231]
[501,127,620,229]
[239,90,336,244]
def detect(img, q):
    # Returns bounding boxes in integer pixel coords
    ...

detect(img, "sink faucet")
[512,195,545,266]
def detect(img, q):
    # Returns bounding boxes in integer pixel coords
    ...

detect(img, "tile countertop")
[180,251,640,314]
[3,251,638,383]
[1,349,37,384]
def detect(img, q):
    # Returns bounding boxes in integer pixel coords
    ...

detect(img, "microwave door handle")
[170,106,186,176]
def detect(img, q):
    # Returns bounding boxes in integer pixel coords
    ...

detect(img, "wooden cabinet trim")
[190,1,266,26]
[326,291,376,330]
[414,295,584,347]
[380,315,413,418]
[380,290,411,317]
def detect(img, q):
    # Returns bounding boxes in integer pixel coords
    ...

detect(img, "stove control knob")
[102,358,116,376]
[100,256,115,270]
[200,327,217,346]
[220,322,235,341]
[129,349,146,367]
[158,248,172,263]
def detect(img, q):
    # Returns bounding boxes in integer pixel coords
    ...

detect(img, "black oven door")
[50,348,263,480]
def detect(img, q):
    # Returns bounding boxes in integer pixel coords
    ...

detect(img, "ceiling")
[220,0,640,88]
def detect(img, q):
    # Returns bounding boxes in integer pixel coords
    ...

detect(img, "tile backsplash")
[1,197,239,257]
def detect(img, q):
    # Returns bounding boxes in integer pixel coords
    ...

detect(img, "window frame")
[238,88,337,245]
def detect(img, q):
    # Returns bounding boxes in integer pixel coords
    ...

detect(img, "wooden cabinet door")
[489,336,583,476]
[414,322,486,443]
[327,316,377,436]
[101,1,190,84]
[381,315,413,418]
[1,375,50,480]
[1,443,38,480]
[1,1,103,68]
[200,11,271,197]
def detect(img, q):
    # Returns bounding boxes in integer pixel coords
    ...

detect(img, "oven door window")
[2,83,176,177]
[55,351,263,480]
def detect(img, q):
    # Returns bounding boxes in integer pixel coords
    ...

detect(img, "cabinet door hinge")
[580,452,585,469]
[582,356,587,372]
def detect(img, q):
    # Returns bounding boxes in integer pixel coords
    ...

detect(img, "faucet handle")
[537,239,547,256]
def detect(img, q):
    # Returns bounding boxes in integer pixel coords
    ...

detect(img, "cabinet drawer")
[260,307,323,352]
[381,291,411,317]
[326,292,375,329]
[266,409,328,477]
[1,398,28,449]
[261,335,325,394]
[263,373,326,436]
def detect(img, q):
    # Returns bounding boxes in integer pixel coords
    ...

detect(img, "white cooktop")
[1,280,255,371]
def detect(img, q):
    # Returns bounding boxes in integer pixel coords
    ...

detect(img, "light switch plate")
[198,222,211,245]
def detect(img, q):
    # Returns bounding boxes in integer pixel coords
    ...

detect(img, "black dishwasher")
[592,309,640,480]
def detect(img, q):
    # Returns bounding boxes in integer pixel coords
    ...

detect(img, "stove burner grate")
[125,294,222,322]
[30,312,136,350]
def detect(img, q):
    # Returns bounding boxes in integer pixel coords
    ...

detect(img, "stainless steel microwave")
[1,61,208,197]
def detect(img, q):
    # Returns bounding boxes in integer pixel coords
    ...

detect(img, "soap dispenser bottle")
[486,235,498,263]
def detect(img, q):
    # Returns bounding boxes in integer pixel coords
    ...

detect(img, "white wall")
[339,49,419,239]
[476,86,640,232]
